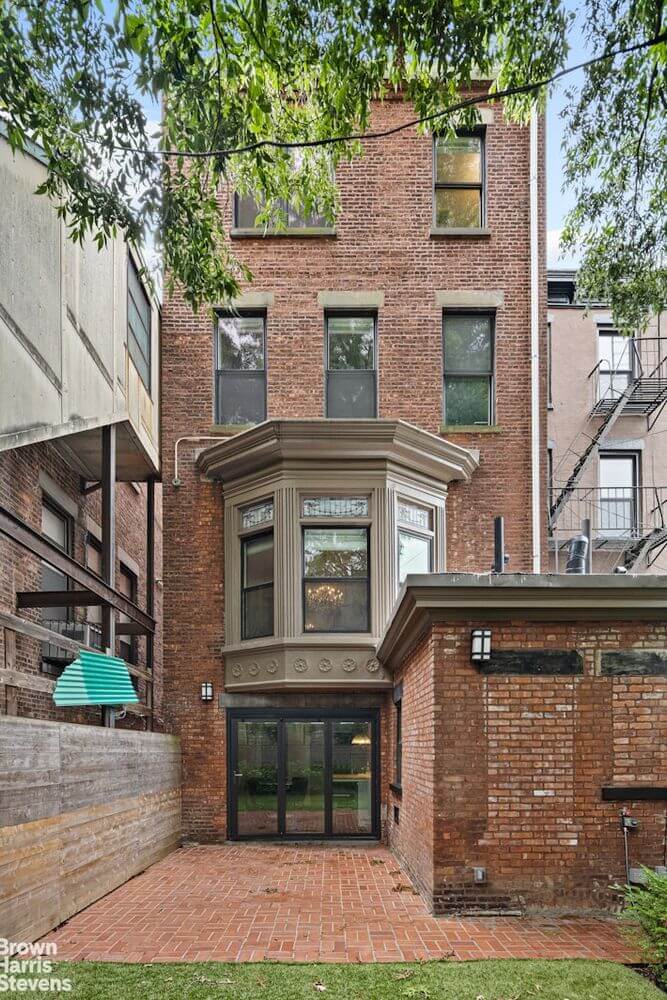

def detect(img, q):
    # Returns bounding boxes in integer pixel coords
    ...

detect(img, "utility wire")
[111,29,667,159]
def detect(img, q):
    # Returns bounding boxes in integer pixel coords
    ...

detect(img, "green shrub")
[621,867,667,987]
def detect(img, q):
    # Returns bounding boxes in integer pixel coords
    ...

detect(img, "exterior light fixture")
[200,681,214,702]
[471,629,492,663]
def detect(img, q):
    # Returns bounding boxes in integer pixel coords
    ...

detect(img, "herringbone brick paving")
[45,844,633,963]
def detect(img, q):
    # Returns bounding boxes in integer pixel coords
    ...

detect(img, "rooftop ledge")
[197,418,479,485]
[378,572,667,670]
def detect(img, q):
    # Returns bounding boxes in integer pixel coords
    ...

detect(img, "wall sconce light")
[200,681,214,702]
[471,629,492,663]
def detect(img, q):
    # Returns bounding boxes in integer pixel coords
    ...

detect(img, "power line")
[111,30,667,159]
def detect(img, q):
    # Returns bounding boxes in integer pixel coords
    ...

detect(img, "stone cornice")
[197,419,478,486]
[377,572,667,670]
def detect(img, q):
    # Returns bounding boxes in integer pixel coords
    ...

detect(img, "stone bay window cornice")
[198,419,478,690]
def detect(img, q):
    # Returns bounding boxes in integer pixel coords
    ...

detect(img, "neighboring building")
[547,269,667,573]
[0,132,163,728]
[161,98,666,913]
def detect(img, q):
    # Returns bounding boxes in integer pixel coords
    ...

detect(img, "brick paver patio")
[45,844,633,963]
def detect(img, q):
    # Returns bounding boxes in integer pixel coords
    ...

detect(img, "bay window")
[303,526,370,633]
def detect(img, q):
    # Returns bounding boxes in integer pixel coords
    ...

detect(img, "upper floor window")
[303,526,369,633]
[325,313,377,418]
[234,194,327,232]
[599,452,639,539]
[127,257,152,390]
[242,529,274,640]
[216,312,267,425]
[397,500,433,584]
[598,326,634,401]
[443,312,494,426]
[40,497,72,673]
[118,563,138,665]
[433,132,484,230]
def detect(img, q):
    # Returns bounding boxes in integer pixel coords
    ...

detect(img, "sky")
[545,0,586,270]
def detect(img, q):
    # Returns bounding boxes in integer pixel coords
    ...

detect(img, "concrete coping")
[377,572,667,670]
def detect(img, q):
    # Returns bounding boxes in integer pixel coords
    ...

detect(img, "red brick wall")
[385,635,436,903]
[0,442,162,729]
[394,619,667,913]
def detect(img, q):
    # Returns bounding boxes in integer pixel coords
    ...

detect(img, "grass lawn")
[55,960,662,999]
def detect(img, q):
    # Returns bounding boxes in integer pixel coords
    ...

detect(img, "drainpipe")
[529,107,541,573]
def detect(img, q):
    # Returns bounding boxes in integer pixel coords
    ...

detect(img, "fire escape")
[550,335,667,571]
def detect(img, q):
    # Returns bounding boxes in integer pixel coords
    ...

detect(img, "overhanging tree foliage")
[0,0,664,328]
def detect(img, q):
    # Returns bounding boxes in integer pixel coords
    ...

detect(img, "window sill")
[230,227,337,239]
[209,423,257,436]
[440,424,503,434]
[430,227,491,238]
[390,783,403,797]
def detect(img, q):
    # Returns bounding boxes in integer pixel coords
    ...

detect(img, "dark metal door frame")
[227,708,380,840]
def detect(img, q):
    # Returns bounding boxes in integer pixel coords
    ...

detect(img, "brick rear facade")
[0,442,162,728]
[387,620,667,913]
[158,95,666,915]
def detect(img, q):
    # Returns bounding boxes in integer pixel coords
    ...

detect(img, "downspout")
[529,107,542,573]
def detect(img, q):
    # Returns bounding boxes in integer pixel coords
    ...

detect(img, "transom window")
[216,312,267,425]
[325,313,377,418]
[443,312,494,426]
[302,496,369,518]
[127,257,152,390]
[241,500,274,529]
[434,132,484,229]
[397,500,433,584]
[303,527,370,633]
[242,531,274,640]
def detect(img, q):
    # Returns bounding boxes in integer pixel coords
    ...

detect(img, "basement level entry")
[228,709,379,840]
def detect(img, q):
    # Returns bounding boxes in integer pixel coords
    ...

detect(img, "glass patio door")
[230,712,378,839]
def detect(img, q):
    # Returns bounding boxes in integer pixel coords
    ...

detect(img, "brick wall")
[0,441,162,729]
[392,619,667,913]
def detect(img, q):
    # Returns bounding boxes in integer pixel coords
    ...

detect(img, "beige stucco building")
[547,270,667,573]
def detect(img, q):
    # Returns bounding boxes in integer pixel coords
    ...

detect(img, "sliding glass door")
[229,710,378,839]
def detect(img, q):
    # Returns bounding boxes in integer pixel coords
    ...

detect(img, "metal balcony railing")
[589,338,667,419]
[548,486,667,570]
[41,619,103,664]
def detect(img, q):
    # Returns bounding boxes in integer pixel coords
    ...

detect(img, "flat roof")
[378,572,667,669]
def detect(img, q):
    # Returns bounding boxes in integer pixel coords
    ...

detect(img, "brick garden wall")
[0,442,163,728]
[392,619,667,914]
[161,95,547,838]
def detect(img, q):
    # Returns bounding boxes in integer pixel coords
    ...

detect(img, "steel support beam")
[17,590,102,608]
[0,505,153,632]
[145,476,156,729]
[101,425,116,727]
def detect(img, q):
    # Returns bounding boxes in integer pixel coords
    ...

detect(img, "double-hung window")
[325,313,377,418]
[216,312,267,425]
[598,326,634,401]
[241,501,275,640]
[599,452,639,539]
[235,194,327,231]
[434,132,484,229]
[443,312,494,426]
[302,498,370,632]
[127,257,152,390]
[397,500,433,584]
[118,563,138,666]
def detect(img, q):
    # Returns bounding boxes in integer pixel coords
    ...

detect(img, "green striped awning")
[53,650,139,707]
